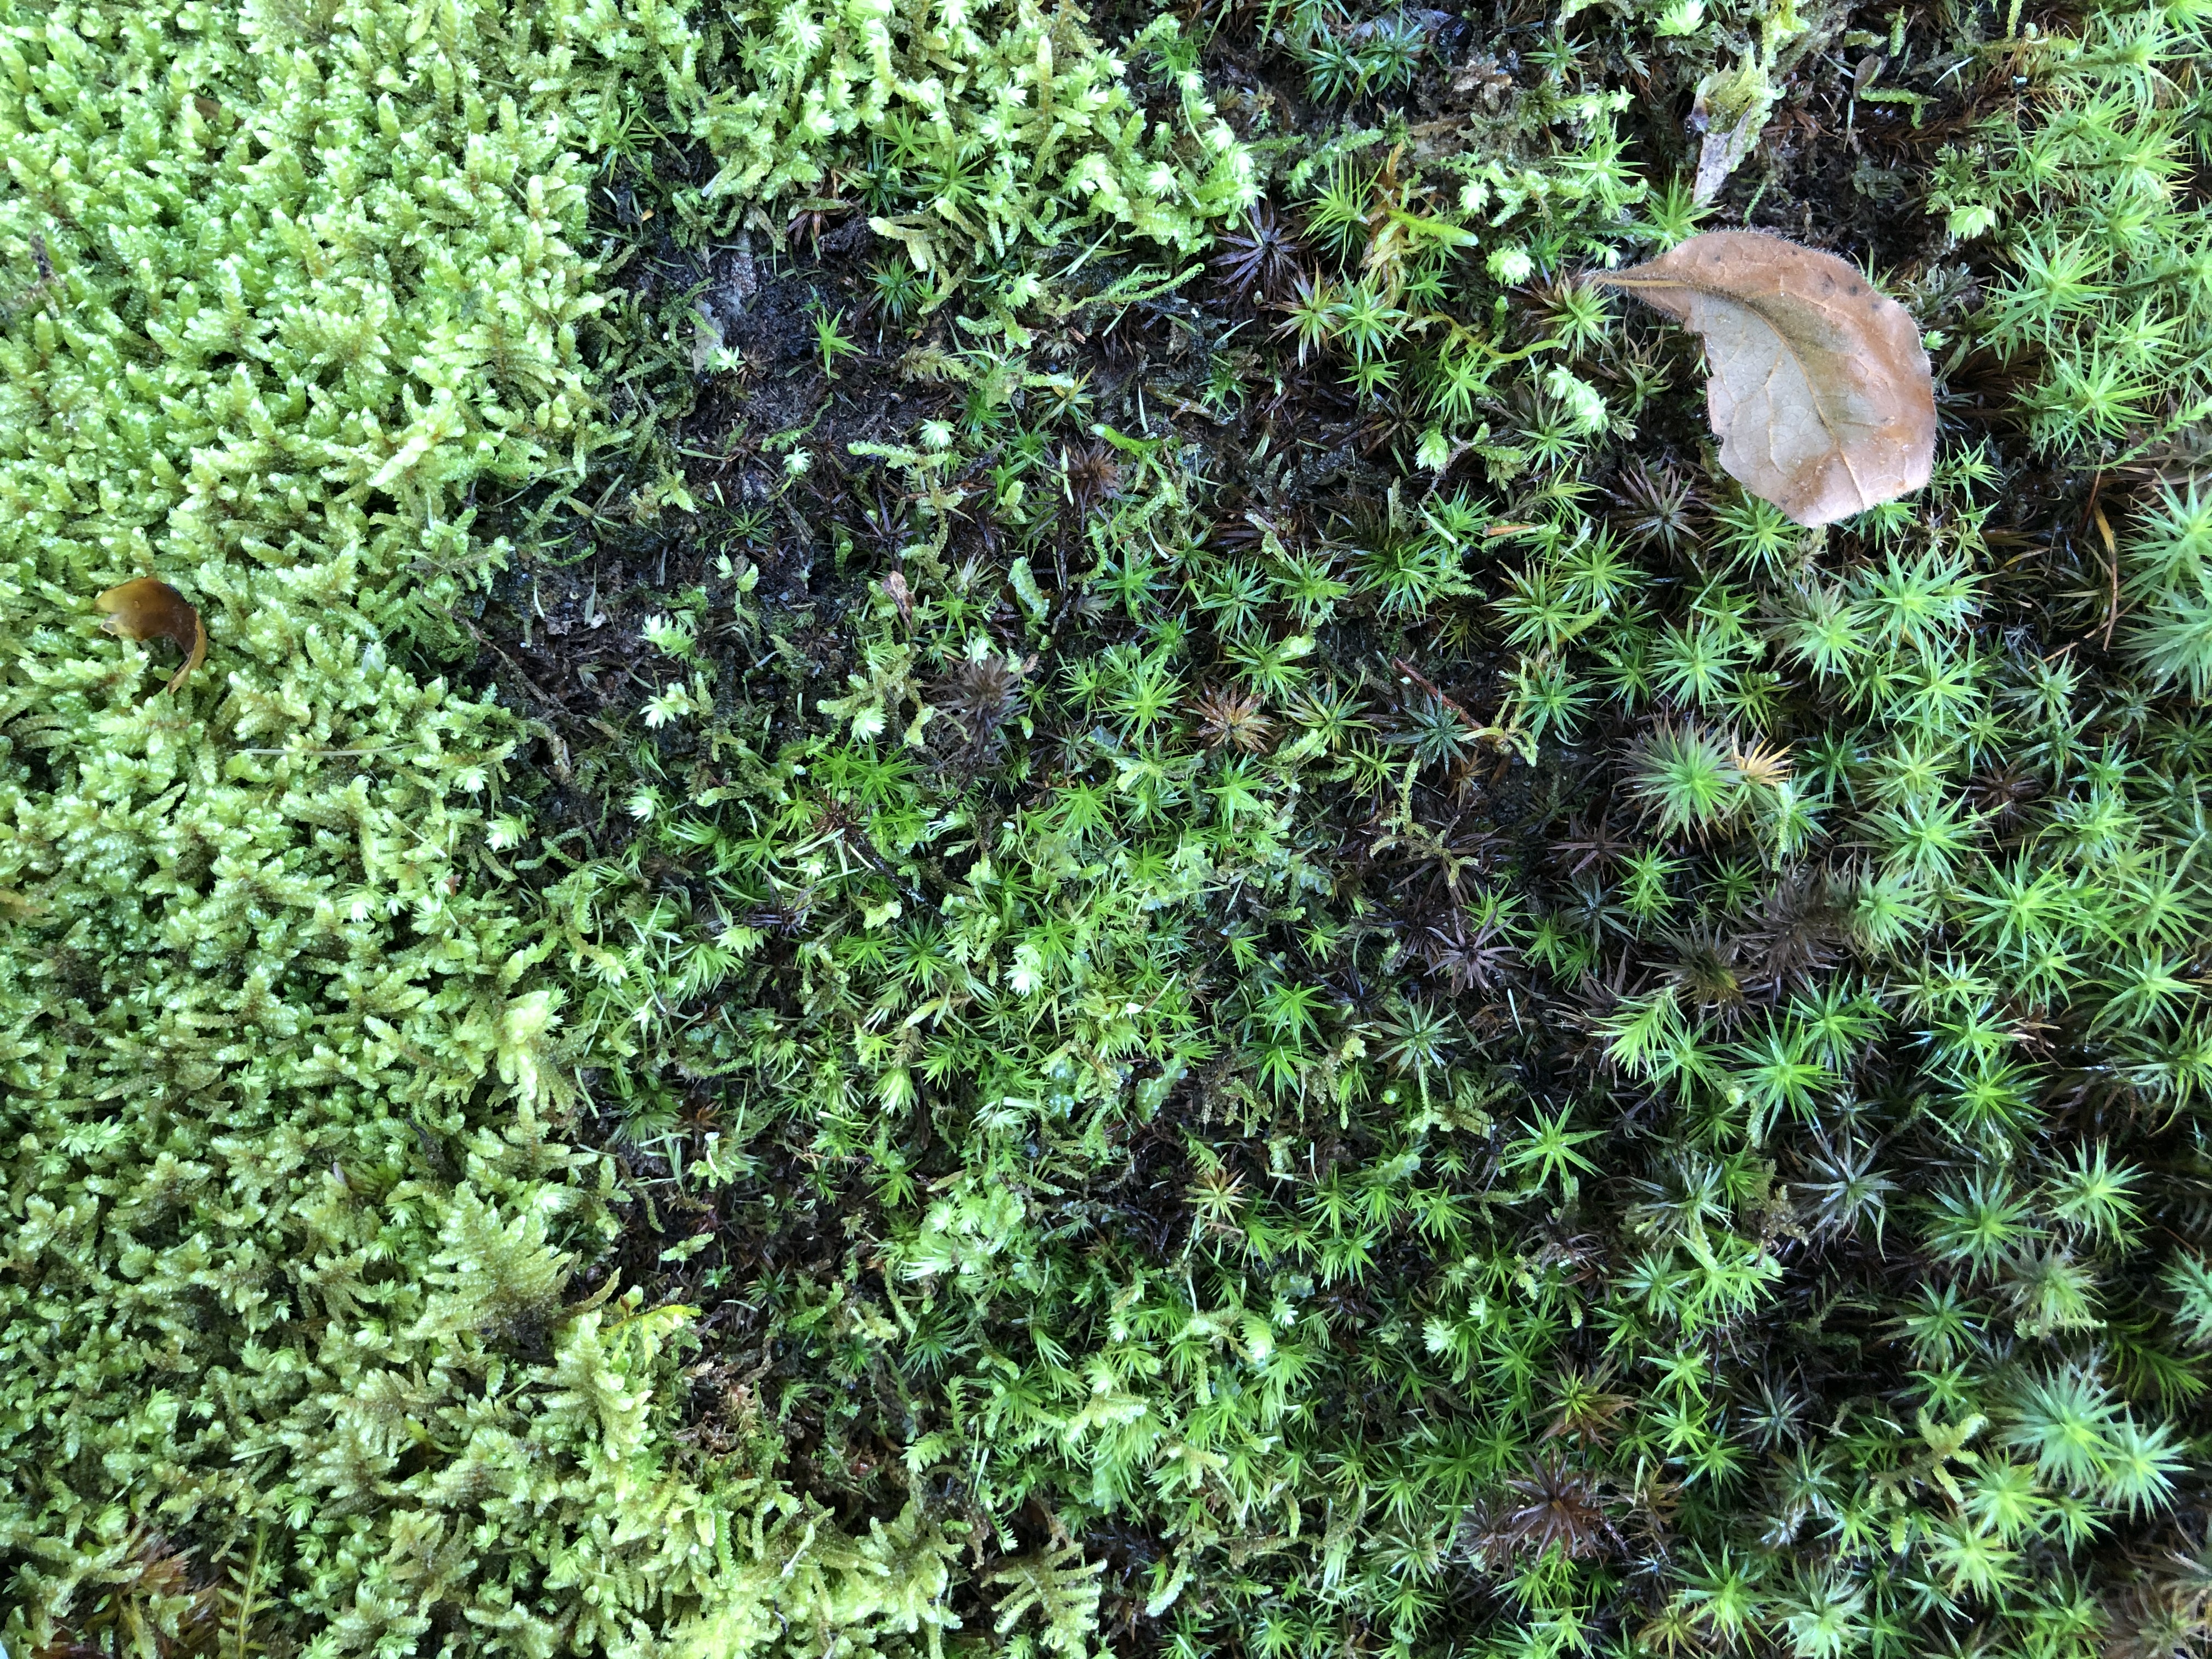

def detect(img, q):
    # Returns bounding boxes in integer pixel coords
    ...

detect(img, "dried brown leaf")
[1595,232,1935,528]
[96,576,205,692]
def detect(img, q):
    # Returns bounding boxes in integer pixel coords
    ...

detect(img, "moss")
[0,1,958,1652]
[10,0,2212,1655]
[672,0,1254,264]
[508,1,2212,1655]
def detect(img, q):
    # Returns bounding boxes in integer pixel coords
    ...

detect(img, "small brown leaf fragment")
[96,577,205,692]
[1594,232,1935,528]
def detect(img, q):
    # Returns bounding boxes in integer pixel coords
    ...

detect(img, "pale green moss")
[673,0,1254,263]
[0,1,962,1651]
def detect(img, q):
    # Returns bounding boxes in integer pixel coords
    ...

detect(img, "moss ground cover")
[6,0,2212,1656]
[0,1,931,1651]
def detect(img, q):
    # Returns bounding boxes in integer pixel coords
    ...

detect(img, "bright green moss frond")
[670,0,1253,268]
[0,0,951,1652]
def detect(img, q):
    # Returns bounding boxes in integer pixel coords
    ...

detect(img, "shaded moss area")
[454,2,2212,1655]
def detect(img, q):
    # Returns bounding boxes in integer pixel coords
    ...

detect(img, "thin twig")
[233,745,400,757]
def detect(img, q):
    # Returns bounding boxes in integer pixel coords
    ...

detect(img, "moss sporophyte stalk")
[5,1,2212,1656]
